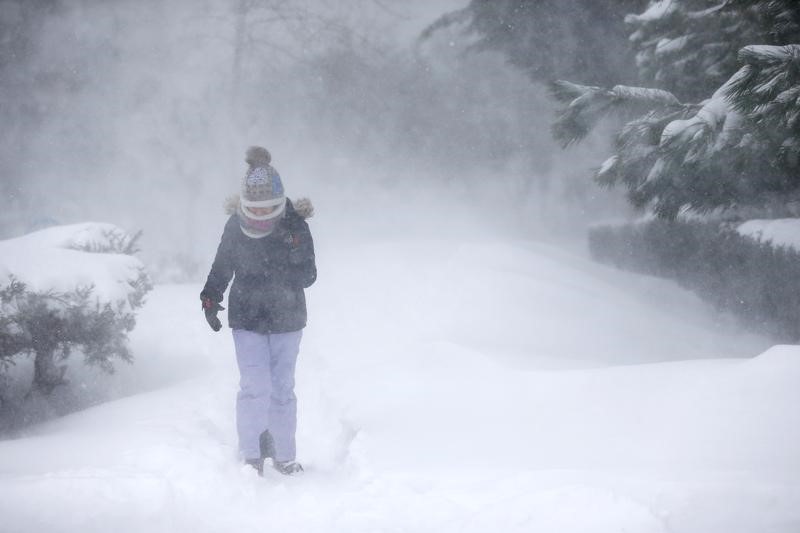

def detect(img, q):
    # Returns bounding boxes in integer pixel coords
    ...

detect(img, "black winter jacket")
[201,199,316,333]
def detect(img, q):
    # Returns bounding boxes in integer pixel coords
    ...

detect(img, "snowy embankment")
[0,222,145,304]
[0,223,148,414]
[1,236,798,533]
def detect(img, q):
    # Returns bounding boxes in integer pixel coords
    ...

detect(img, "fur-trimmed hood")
[224,195,314,219]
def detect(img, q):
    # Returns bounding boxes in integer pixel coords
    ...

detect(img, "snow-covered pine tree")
[627,0,800,101]
[551,2,800,219]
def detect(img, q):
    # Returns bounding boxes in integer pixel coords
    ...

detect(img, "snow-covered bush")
[0,223,151,430]
[589,219,800,339]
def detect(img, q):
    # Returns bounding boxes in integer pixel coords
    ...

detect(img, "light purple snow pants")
[232,328,303,462]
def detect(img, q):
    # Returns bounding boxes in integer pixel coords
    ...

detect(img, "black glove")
[201,296,225,332]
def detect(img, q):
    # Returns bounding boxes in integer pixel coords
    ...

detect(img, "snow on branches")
[625,0,800,101]
[549,80,684,147]
[0,223,152,395]
[726,44,800,168]
[551,0,800,219]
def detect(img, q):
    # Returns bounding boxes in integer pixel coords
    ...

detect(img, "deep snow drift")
[1,225,798,533]
[0,222,145,304]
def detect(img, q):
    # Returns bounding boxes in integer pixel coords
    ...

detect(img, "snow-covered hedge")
[0,223,152,428]
[589,219,800,340]
[736,218,800,252]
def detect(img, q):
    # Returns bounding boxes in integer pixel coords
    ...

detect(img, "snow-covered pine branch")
[555,59,796,217]
[596,107,697,198]
[727,44,800,110]
[548,80,592,104]
[611,85,682,107]
[549,81,684,147]
[724,44,800,170]
[625,0,800,101]
[552,0,800,219]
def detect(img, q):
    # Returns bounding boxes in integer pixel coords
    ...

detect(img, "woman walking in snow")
[200,146,316,476]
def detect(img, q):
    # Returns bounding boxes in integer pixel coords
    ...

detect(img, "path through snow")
[1,239,798,533]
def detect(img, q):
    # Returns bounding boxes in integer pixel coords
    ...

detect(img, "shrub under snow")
[0,223,151,431]
[589,218,800,340]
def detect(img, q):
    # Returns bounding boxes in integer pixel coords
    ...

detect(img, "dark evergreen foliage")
[590,219,800,340]
[550,41,800,218]
[626,0,800,101]
[726,44,800,172]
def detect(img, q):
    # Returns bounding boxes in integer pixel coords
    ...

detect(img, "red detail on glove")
[201,297,215,311]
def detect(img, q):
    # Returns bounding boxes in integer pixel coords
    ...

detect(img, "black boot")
[259,430,275,461]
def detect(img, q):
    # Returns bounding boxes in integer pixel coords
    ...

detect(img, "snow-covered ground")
[0,222,145,304]
[1,230,798,533]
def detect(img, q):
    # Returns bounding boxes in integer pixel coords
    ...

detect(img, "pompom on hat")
[245,146,271,166]
[237,146,286,238]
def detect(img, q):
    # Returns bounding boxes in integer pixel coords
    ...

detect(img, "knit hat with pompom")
[238,146,286,238]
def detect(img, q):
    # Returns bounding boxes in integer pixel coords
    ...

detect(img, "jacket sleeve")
[288,219,317,289]
[201,218,236,303]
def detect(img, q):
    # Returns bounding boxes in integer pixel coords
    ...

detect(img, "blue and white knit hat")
[237,146,286,238]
